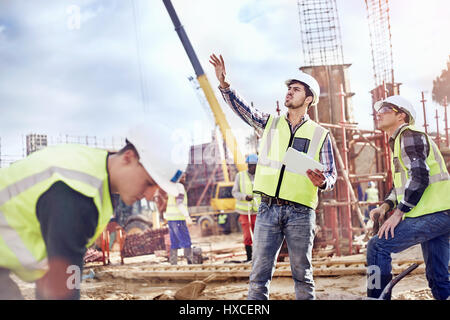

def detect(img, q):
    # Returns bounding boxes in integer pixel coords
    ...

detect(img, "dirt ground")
[13,232,433,300]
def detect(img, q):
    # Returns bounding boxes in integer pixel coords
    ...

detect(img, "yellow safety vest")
[164,191,188,221]
[0,144,113,282]
[365,188,379,203]
[392,125,450,218]
[253,115,328,209]
[235,171,261,214]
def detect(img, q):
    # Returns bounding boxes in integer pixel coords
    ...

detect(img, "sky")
[0,0,449,165]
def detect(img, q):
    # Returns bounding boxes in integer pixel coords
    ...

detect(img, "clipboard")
[282,147,324,176]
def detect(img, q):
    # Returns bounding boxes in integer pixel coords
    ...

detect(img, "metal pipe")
[436,109,441,149]
[339,84,353,254]
[444,96,449,148]
[421,91,429,134]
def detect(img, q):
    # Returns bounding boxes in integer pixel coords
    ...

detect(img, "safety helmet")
[126,122,189,196]
[368,181,375,188]
[374,95,416,125]
[245,154,258,164]
[285,71,320,106]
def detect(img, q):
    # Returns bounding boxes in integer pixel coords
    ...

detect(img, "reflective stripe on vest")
[392,125,450,218]
[253,115,328,209]
[235,171,260,214]
[164,192,187,221]
[217,214,227,225]
[0,144,113,282]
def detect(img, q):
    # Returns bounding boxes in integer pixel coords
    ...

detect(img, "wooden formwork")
[90,258,425,282]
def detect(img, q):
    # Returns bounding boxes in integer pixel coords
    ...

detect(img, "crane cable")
[130,0,149,114]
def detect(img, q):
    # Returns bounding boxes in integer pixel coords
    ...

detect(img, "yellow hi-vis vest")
[0,144,113,282]
[392,125,450,218]
[235,171,261,214]
[164,191,188,221]
[365,188,379,203]
[253,115,328,209]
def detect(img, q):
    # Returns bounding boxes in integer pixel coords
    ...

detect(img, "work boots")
[245,245,252,262]
[169,249,178,265]
[184,247,193,264]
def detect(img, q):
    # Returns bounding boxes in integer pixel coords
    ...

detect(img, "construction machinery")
[163,0,247,234]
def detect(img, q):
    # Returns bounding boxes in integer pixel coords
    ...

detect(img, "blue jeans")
[248,201,316,300]
[367,210,450,300]
[168,220,192,249]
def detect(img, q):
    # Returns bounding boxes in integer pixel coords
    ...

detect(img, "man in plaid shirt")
[210,54,337,300]
[367,95,450,300]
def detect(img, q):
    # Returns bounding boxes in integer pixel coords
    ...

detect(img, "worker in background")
[217,213,231,234]
[367,96,450,300]
[164,171,194,265]
[232,153,261,262]
[364,181,379,223]
[210,54,337,300]
[0,123,185,300]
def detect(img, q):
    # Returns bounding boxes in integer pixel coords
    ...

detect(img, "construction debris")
[174,273,217,300]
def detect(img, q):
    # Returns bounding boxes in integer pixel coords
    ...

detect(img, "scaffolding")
[365,0,394,88]
[365,0,401,122]
[297,0,344,67]
[294,0,393,256]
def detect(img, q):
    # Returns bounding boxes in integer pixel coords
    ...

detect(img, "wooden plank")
[91,259,425,281]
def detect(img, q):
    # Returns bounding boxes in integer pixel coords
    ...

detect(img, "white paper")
[282,147,324,176]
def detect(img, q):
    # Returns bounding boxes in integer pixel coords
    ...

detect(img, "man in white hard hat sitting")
[367,95,450,300]
[0,123,181,299]
[210,54,337,300]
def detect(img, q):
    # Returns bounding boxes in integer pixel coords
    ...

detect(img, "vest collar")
[389,123,409,151]
[284,112,310,132]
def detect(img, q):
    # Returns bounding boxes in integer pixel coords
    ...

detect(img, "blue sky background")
[1,0,449,162]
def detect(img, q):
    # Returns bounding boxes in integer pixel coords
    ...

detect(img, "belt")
[261,195,296,206]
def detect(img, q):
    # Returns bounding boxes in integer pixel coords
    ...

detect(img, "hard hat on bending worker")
[374,95,417,125]
[126,122,189,197]
[285,71,321,106]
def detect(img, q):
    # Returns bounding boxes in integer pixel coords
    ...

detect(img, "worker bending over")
[164,171,194,265]
[367,96,450,300]
[210,54,337,300]
[0,124,183,299]
[232,154,261,262]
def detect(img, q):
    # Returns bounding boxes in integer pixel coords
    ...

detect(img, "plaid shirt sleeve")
[319,134,337,191]
[383,187,397,211]
[219,86,270,136]
[396,129,430,213]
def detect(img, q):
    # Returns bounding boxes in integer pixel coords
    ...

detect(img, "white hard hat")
[374,95,416,125]
[285,71,320,106]
[126,122,189,196]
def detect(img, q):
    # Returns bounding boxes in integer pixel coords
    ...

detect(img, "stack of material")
[84,248,103,263]
[121,227,169,258]
[185,141,237,206]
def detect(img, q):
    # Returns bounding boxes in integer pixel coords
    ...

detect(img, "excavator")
[163,0,249,234]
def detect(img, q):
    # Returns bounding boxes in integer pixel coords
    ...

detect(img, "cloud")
[1,0,449,160]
